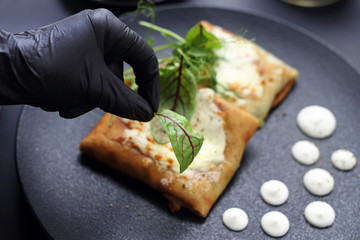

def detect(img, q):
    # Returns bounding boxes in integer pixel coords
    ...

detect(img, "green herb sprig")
[122,21,227,172]
[155,109,204,173]
[138,21,223,172]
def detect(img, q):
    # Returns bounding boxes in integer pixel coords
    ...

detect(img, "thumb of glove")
[96,66,154,122]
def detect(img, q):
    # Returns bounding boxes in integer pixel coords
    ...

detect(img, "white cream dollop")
[291,140,320,165]
[222,208,249,231]
[297,105,336,139]
[331,149,357,171]
[261,211,290,237]
[260,180,289,206]
[303,168,334,196]
[304,201,335,228]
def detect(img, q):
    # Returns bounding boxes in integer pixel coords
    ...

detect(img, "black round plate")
[90,0,168,7]
[16,5,360,240]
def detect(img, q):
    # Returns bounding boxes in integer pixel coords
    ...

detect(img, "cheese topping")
[121,88,226,178]
[212,26,264,100]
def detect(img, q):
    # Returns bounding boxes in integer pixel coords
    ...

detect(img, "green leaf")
[159,56,197,120]
[140,21,221,92]
[185,23,222,49]
[150,117,169,144]
[155,109,203,173]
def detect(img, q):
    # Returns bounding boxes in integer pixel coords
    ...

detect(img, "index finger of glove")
[89,9,160,113]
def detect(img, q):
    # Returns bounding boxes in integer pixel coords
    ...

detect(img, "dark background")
[0,0,359,239]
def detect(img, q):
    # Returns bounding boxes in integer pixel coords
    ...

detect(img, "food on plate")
[222,208,249,231]
[80,88,259,217]
[291,140,320,165]
[331,149,357,171]
[304,201,336,228]
[297,105,336,139]
[80,20,299,217]
[261,211,290,237]
[200,21,298,124]
[303,168,334,196]
[260,180,289,206]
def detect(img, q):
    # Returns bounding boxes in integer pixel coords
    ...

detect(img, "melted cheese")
[212,26,263,101]
[121,88,226,178]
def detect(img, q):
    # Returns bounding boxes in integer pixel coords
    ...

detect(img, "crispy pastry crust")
[199,20,298,122]
[80,95,259,217]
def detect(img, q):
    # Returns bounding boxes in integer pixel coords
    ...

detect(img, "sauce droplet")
[303,168,334,196]
[261,211,290,237]
[304,201,335,228]
[331,149,357,171]
[260,180,289,206]
[222,208,248,231]
[297,105,336,139]
[291,140,320,165]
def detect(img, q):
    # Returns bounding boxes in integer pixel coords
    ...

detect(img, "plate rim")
[15,4,360,239]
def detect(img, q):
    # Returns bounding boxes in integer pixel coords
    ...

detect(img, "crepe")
[80,89,259,217]
[80,21,298,217]
[200,21,298,123]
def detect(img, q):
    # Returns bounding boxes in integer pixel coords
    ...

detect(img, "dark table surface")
[0,0,359,239]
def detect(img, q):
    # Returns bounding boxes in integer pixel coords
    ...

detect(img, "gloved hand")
[0,8,160,121]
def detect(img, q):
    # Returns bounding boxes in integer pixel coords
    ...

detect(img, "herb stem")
[217,82,243,99]
[172,56,184,112]
[153,43,173,52]
[175,48,196,70]
[158,57,174,63]
[109,114,114,127]
[139,21,185,43]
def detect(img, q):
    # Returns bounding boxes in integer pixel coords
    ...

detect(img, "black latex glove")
[0,8,160,121]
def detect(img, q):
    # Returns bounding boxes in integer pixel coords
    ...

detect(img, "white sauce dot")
[303,168,334,196]
[261,211,290,237]
[222,208,248,231]
[291,140,320,165]
[304,201,335,228]
[260,180,289,206]
[331,149,357,171]
[297,105,336,139]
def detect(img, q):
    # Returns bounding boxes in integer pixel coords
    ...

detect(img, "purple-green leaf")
[155,109,203,173]
[159,56,197,121]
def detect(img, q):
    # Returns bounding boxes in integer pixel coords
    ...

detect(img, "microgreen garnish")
[123,21,226,172]
[139,21,185,43]
[159,55,197,120]
[150,117,169,144]
[139,21,224,172]
[135,0,156,24]
[109,114,114,127]
[155,109,203,173]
